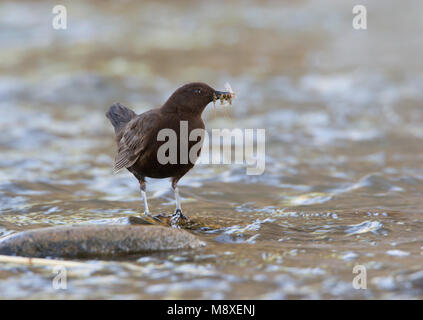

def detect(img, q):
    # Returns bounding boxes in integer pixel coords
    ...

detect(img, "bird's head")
[163,82,232,115]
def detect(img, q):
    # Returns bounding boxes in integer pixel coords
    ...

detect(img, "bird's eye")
[194,88,201,94]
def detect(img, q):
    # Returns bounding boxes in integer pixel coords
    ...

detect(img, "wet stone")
[127,214,222,231]
[0,225,204,258]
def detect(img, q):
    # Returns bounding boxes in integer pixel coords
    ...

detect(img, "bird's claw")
[175,208,188,220]
[170,209,188,228]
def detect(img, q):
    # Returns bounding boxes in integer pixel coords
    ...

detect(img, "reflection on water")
[1,0,423,299]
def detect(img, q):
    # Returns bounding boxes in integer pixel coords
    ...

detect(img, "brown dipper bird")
[106,82,232,225]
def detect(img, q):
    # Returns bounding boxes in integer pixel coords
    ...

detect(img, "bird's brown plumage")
[106,82,220,180]
[113,110,161,172]
[106,82,231,222]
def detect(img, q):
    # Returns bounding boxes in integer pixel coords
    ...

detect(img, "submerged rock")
[127,214,221,231]
[0,225,204,258]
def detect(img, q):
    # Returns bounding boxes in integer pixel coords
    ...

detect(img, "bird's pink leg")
[139,180,150,216]
[170,178,188,227]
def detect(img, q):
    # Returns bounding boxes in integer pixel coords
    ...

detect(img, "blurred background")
[1,0,423,299]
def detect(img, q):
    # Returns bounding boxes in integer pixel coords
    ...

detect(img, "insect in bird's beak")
[213,82,236,106]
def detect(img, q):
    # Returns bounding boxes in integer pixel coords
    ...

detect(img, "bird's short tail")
[106,103,137,134]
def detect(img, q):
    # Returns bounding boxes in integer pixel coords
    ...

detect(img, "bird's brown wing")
[114,111,160,172]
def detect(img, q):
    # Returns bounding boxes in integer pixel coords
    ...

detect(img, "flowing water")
[1,0,423,299]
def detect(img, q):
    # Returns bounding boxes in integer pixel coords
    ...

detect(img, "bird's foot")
[174,208,188,220]
[170,209,188,228]
[142,211,153,218]
[152,213,167,222]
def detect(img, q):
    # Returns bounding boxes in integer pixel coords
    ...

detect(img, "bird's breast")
[132,116,205,178]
